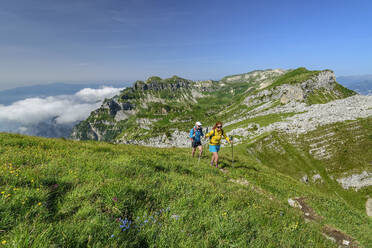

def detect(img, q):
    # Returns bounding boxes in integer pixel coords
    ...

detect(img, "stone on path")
[366,198,372,217]
[301,175,309,183]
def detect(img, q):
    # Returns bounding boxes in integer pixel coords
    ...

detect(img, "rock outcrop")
[227,95,372,141]
[244,70,340,107]
[366,199,372,217]
[134,76,192,91]
[336,171,372,191]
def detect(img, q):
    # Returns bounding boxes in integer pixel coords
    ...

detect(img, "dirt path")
[288,197,359,247]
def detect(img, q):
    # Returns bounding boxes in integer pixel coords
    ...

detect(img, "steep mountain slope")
[71,67,355,146]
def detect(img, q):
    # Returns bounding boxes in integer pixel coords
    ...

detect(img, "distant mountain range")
[338,75,372,95]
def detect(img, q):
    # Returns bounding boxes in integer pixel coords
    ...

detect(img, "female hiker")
[205,121,231,168]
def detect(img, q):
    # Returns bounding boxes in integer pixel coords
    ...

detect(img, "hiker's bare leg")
[215,152,219,167]
[192,147,196,157]
[198,145,203,157]
[211,152,218,166]
[210,152,215,165]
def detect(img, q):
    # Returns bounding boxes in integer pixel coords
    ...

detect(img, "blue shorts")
[209,145,220,153]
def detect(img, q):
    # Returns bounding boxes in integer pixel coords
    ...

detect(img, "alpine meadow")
[1,68,372,247]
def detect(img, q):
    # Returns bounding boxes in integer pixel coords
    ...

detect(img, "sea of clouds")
[0,86,124,137]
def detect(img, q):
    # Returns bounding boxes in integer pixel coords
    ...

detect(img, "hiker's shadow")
[220,158,259,171]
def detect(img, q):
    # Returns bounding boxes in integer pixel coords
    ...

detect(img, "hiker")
[205,121,231,168]
[189,121,204,158]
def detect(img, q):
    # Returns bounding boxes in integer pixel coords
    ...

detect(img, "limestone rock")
[279,85,304,104]
[301,175,309,184]
[337,171,372,190]
[312,174,323,183]
[288,198,302,209]
[366,198,372,217]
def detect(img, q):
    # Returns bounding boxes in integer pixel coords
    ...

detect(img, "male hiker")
[189,121,204,158]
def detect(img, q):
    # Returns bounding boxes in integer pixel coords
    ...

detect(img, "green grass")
[1,116,372,247]
[224,112,298,132]
[265,67,321,90]
[306,83,356,105]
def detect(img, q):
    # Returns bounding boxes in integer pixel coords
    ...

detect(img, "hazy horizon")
[1,71,371,92]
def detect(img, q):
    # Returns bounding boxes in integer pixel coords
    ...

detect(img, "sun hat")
[195,121,202,126]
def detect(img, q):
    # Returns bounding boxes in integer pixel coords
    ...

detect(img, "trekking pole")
[204,127,209,154]
[189,143,192,164]
[199,127,206,164]
[198,150,201,164]
[230,136,234,167]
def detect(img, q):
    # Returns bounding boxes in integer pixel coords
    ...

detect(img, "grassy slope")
[245,117,372,246]
[265,67,321,89]
[1,117,372,247]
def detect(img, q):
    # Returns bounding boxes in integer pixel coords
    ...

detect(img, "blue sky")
[0,0,371,89]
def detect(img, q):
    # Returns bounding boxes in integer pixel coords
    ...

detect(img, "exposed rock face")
[136,118,156,130]
[279,85,304,104]
[194,80,216,92]
[227,95,372,141]
[117,129,191,148]
[244,71,337,106]
[134,77,191,91]
[104,99,122,116]
[336,171,372,191]
[223,69,287,84]
[105,99,136,120]
[301,70,336,91]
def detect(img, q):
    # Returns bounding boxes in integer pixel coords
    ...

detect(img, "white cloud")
[0,86,124,133]
[74,87,123,102]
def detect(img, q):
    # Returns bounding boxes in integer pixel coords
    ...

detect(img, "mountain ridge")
[71,67,357,147]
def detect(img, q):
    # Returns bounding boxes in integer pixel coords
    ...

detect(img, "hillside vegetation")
[71,68,355,145]
[1,115,371,247]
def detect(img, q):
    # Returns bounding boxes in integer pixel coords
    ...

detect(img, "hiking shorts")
[209,145,220,153]
[192,141,202,148]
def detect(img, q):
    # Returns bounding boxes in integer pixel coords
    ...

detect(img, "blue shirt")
[189,126,204,142]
